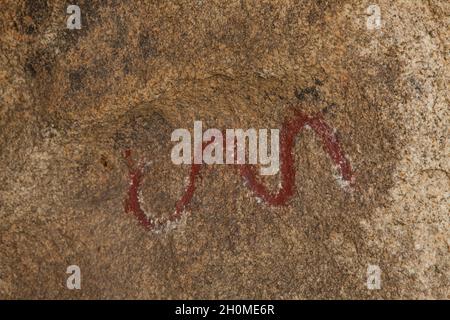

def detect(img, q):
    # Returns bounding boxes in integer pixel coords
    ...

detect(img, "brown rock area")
[0,0,448,299]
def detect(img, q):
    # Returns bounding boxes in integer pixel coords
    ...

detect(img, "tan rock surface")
[0,0,448,299]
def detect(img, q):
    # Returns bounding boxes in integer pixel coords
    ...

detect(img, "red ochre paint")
[124,110,354,231]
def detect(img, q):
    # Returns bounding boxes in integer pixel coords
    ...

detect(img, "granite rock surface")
[0,0,448,299]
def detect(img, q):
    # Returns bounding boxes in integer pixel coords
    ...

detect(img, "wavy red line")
[124,110,354,231]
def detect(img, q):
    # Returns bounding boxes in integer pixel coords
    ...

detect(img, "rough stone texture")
[0,0,448,299]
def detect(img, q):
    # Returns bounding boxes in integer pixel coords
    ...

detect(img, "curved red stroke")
[240,111,353,205]
[124,110,354,231]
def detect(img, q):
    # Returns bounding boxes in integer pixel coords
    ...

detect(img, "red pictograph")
[124,110,354,231]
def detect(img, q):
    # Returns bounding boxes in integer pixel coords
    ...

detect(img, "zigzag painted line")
[124,110,354,231]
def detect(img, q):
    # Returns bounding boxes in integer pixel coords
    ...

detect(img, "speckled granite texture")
[0,0,448,299]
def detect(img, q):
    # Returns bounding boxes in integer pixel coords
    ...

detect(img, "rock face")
[0,0,448,299]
